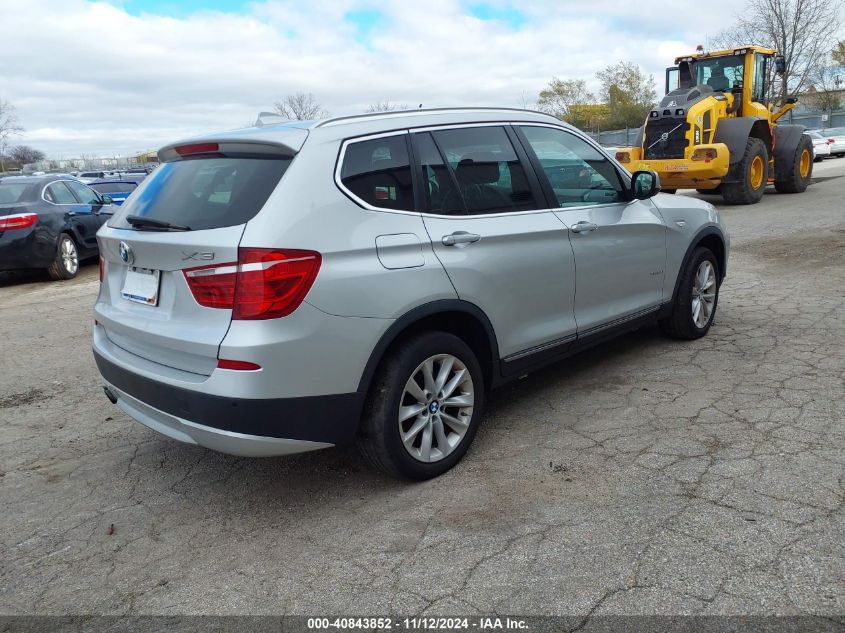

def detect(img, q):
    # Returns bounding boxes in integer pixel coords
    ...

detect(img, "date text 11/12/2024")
[307,617,529,630]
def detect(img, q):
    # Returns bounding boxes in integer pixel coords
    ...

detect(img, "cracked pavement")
[0,159,843,619]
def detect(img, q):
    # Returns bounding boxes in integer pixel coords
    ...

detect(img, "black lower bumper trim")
[94,350,365,445]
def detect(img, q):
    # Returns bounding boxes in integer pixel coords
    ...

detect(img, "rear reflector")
[175,142,219,156]
[99,255,105,282]
[217,359,262,371]
[0,213,37,231]
[184,248,321,320]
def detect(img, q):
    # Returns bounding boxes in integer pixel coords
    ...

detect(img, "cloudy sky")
[0,0,807,157]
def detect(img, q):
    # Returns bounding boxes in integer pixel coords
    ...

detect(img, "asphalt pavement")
[1,158,843,621]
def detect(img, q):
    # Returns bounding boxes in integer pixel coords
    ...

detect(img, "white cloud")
[0,0,791,157]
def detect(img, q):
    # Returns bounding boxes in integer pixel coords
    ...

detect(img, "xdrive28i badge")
[118,241,134,266]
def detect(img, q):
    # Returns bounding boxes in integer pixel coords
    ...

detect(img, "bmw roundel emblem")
[118,241,134,266]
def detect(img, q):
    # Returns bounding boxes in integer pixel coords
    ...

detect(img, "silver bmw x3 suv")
[93,108,729,480]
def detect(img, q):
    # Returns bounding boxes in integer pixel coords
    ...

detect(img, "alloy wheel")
[62,238,78,275]
[691,260,716,329]
[398,354,474,463]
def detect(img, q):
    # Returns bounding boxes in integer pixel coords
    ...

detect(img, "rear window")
[0,182,34,204]
[110,156,292,231]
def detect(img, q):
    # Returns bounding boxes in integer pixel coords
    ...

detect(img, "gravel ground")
[1,159,843,620]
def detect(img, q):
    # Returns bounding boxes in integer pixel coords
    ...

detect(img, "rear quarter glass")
[109,156,292,231]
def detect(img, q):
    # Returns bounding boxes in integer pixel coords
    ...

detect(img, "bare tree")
[712,0,843,104]
[10,145,45,165]
[366,100,408,112]
[0,99,23,172]
[518,91,537,110]
[273,92,328,120]
[806,55,844,112]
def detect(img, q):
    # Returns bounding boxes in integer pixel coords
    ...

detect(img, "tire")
[661,188,677,194]
[357,331,485,480]
[774,133,813,194]
[721,137,768,205]
[47,234,79,280]
[659,246,720,340]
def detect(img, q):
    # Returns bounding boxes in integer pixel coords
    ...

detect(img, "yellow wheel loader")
[616,45,813,204]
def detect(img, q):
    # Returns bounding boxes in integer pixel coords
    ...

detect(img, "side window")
[414,133,464,215]
[430,126,538,214]
[519,126,625,207]
[340,135,414,211]
[65,180,100,205]
[45,182,78,205]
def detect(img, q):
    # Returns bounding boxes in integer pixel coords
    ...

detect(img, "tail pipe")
[103,385,118,404]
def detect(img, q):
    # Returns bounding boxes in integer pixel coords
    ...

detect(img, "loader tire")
[774,133,813,194]
[721,137,768,205]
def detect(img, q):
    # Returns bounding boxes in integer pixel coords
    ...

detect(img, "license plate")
[121,267,161,305]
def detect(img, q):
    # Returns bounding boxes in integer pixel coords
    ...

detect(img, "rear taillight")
[183,248,321,320]
[175,142,219,156]
[183,263,238,309]
[0,213,37,231]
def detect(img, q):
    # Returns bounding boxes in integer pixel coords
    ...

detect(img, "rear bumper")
[0,227,52,271]
[94,350,365,455]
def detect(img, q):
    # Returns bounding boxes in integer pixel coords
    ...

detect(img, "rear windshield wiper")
[126,215,191,231]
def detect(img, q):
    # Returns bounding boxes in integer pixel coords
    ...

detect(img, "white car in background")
[811,128,845,158]
[807,131,831,161]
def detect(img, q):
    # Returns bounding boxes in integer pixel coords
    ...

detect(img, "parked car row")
[0,175,117,279]
[75,166,155,184]
[92,108,730,479]
[808,127,845,160]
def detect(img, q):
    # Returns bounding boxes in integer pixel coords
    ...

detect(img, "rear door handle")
[570,221,598,234]
[442,232,481,246]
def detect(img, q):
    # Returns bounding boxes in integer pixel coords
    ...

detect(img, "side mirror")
[100,194,113,205]
[631,170,661,199]
[774,55,786,75]
[786,97,798,104]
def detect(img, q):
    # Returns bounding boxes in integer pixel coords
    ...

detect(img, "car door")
[414,125,577,361]
[44,180,93,246]
[515,124,667,334]
[64,179,113,253]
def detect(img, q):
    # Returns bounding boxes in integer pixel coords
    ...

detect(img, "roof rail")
[314,106,559,128]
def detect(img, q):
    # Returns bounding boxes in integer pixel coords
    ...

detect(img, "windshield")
[691,57,744,92]
[110,155,292,231]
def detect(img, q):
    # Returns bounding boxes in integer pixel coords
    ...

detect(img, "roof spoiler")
[158,134,307,163]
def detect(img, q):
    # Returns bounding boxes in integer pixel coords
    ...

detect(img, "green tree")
[833,40,845,66]
[537,78,594,121]
[596,62,656,129]
[567,103,611,132]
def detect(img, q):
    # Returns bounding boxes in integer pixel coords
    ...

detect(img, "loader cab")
[667,47,776,118]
